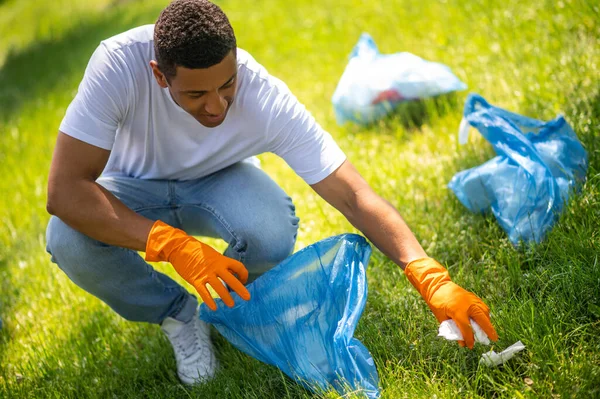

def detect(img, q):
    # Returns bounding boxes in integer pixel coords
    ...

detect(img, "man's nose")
[204,91,227,115]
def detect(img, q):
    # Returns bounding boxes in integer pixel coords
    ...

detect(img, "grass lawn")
[0,0,599,397]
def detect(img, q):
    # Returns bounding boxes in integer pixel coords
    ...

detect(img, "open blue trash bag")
[448,93,588,245]
[332,32,467,125]
[199,234,380,398]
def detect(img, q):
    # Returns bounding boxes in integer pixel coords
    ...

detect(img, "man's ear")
[149,60,169,88]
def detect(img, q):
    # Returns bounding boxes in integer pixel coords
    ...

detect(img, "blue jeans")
[46,162,299,324]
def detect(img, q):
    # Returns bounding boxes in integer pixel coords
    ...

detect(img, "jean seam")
[168,181,177,206]
[128,205,173,213]
[182,203,247,262]
[168,292,190,320]
[149,269,185,293]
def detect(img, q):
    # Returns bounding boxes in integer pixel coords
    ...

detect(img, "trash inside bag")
[449,93,588,245]
[331,32,467,125]
[200,234,380,398]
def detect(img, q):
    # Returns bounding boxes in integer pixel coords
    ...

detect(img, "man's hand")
[404,258,498,349]
[145,220,251,310]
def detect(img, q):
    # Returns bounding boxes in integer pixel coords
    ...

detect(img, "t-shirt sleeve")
[59,42,131,150]
[260,77,347,185]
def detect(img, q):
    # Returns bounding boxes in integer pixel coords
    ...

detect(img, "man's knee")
[253,223,297,265]
[47,216,78,259]
[46,216,104,277]
[229,213,299,272]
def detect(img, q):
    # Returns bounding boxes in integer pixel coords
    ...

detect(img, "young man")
[46,0,498,385]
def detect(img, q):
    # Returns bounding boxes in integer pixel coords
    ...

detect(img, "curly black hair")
[154,0,236,80]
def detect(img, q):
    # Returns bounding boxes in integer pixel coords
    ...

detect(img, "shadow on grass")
[0,258,18,363]
[342,92,463,140]
[1,309,177,398]
[1,306,316,398]
[0,1,162,125]
[0,0,163,375]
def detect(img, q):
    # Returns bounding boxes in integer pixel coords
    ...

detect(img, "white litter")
[480,341,526,367]
[438,319,490,345]
[438,319,526,367]
[458,117,471,145]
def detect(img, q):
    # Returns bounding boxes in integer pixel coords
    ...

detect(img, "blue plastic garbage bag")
[199,234,380,398]
[448,93,588,245]
[332,32,467,125]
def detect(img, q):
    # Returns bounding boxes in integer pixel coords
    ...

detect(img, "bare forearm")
[346,188,427,269]
[47,180,154,251]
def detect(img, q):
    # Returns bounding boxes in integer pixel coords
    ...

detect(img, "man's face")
[152,51,238,128]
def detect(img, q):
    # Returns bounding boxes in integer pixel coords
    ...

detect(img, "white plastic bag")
[332,33,467,125]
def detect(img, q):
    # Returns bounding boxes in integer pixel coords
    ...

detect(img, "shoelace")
[172,322,207,361]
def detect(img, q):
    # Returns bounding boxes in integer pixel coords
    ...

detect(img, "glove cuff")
[145,220,179,262]
[404,257,451,302]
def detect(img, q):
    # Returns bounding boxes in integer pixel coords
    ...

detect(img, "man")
[46,0,498,386]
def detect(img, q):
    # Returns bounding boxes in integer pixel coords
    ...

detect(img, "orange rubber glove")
[404,258,498,349]
[145,220,250,311]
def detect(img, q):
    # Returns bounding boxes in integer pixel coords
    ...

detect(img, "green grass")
[0,0,599,397]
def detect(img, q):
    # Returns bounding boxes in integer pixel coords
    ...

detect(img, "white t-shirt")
[60,24,346,184]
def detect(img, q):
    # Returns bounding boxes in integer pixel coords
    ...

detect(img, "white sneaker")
[161,310,218,385]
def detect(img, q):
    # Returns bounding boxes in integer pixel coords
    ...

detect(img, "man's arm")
[47,132,155,251]
[311,159,498,348]
[46,132,250,308]
[310,160,427,268]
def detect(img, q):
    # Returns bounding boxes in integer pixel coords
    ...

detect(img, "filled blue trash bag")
[448,93,588,245]
[200,234,380,398]
[332,32,467,125]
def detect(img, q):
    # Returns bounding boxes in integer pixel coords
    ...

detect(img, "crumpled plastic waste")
[199,234,380,398]
[449,93,588,245]
[480,341,526,367]
[439,319,526,366]
[331,32,467,125]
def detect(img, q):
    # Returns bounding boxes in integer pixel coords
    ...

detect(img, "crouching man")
[46,0,497,385]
